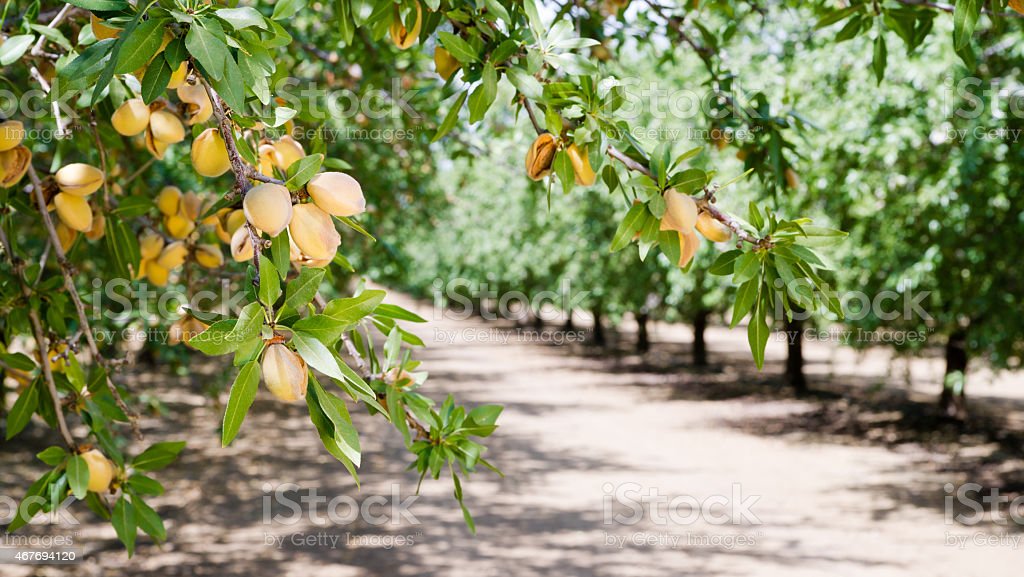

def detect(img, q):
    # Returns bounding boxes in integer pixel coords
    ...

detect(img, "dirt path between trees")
[3,294,1022,577]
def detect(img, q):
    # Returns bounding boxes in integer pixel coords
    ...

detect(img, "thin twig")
[1,222,76,448]
[27,165,142,439]
[29,4,72,56]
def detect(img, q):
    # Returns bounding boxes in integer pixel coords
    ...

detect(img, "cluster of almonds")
[111,64,213,159]
[660,190,733,267]
[111,99,188,160]
[50,164,107,249]
[524,133,596,186]
[237,171,365,268]
[135,189,225,286]
[0,120,31,188]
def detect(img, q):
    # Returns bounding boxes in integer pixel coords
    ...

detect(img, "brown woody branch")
[520,96,763,246]
[200,78,269,297]
[26,165,142,439]
[0,222,76,448]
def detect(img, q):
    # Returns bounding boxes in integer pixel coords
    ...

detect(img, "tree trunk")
[592,304,605,347]
[693,308,709,367]
[533,308,543,330]
[784,314,808,396]
[939,330,969,420]
[636,312,650,354]
[563,309,574,331]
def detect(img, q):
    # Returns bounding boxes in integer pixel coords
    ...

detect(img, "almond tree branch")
[27,165,141,439]
[521,96,763,246]
[0,223,76,449]
[30,3,72,56]
[200,77,269,297]
[312,292,431,441]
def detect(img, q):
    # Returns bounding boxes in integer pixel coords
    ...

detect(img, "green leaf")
[140,55,173,104]
[65,0,129,8]
[189,319,241,356]
[953,0,981,51]
[553,150,574,195]
[128,474,165,496]
[453,473,476,534]
[90,6,145,105]
[669,168,708,195]
[222,361,260,446]
[506,67,543,100]
[731,279,758,328]
[284,154,324,190]
[272,0,307,20]
[747,202,764,230]
[732,252,760,285]
[214,52,246,112]
[468,63,497,123]
[0,35,35,66]
[216,7,268,30]
[0,352,36,371]
[872,33,887,84]
[609,202,647,252]
[30,25,72,52]
[258,256,282,306]
[115,17,167,74]
[284,267,325,311]
[131,441,186,472]
[36,446,67,466]
[186,21,228,81]
[709,249,743,276]
[230,301,266,344]
[270,234,291,279]
[432,90,467,142]
[306,378,360,482]
[438,31,479,63]
[747,296,770,370]
[793,225,848,247]
[112,496,137,557]
[133,496,166,542]
[292,331,346,381]
[323,290,386,324]
[67,455,90,500]
[7,471,55,533]
[292,315,350,346]
[373,303,426,323]
[815,5,863,29]
[468,405,502,427]
[309,377,361,466]
[6,381,38,439]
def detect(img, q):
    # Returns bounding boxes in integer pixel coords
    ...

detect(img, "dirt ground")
[2,294,1023,577]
